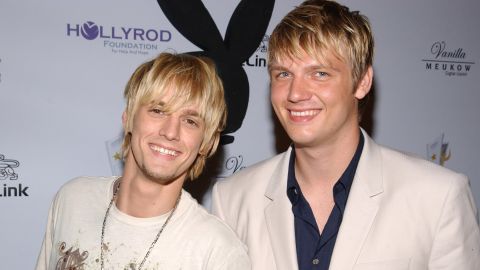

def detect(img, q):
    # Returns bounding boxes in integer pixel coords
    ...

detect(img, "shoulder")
[182,195,251,268]
[359,133,471,208]
[54,176,116,204]
[179,192,251,265]
[369,143,470,202]
[362,131,466,185]
[181,191,248,246]
[59,176,115,190]
[379,145,467,184]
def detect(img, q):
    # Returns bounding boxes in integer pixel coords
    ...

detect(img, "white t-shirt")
[36,176,251,270]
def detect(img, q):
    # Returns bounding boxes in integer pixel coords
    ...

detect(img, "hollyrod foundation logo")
[422,41,475,77]
[243,35,269,68]
[67,21,172,55]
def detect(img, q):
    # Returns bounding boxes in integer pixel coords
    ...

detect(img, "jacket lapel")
[264,148,299,270]
[329,130,384,270]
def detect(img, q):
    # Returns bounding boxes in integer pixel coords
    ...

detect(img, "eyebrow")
[151,100,166,106]
[150,99,203,116]
[269,64,332,72]
[181,109,201,118]
[305,64,335,72]
[268,65,287,72]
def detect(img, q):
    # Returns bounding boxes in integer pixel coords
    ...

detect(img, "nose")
[287,76,311,103]
[159,115,180,141]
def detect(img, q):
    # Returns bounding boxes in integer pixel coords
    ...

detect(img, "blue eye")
[277,71,290,78]
[314,71,328,77]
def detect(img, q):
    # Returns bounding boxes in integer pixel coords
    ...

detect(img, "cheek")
[133,115,157,135]
[270,97,284,119]
[130,132,143,151]
[184,130,205,152]
[319,83,353,104]
[270,87,285,107]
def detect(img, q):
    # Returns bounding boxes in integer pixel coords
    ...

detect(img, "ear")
[354,66,373,100]
[122,111,128,129]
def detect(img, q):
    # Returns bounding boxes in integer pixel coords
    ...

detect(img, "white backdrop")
[1,0,479,268]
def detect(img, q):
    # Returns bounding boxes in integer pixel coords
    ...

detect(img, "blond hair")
[268,0,374,112]
[122,52,226,180]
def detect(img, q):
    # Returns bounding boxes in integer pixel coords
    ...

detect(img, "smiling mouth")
[289,110,321,117]
[149,144,179,156]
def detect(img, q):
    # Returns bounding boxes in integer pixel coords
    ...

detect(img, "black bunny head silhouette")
[157,0,275,144]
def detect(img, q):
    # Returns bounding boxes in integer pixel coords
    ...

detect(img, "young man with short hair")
[36,52,250,270]
[212,1,480,269]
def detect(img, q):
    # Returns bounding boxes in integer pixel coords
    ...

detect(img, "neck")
[115,173,184,218]
[294,128,361,188]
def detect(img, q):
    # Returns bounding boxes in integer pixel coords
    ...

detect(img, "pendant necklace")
[100,179,181,270]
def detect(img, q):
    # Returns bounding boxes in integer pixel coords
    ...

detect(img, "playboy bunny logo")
[157,0,275,144]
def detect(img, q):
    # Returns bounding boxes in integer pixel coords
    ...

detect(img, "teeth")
[150,145,178,156]
[290,110,319,116]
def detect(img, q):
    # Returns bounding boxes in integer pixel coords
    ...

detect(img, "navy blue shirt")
[287,133,364,270]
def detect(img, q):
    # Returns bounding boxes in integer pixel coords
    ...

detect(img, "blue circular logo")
[81,21,99,40]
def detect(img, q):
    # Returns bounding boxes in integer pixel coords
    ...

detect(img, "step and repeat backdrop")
[1,0,479,268]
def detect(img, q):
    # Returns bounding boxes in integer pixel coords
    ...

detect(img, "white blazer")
[212,131,480,270]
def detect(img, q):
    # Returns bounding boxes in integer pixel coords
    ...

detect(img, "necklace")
[100,178,181,270]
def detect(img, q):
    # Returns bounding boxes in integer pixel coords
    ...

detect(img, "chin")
[287,130,316,142]
[141,166,174,182]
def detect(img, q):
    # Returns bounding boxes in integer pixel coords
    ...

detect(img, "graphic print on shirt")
[56,242,89,270]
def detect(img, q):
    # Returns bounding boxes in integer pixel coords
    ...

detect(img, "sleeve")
[35,194,59,270]
[428,175,480,269]
[211,183,251,269]
[214,247,251,270]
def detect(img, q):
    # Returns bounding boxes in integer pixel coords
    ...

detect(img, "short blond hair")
[122,52,227,180]
[268,0,374,112]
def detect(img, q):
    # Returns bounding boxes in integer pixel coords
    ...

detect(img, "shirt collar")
[286,132,365,207]
[336,132,364,198]
[286,148,300,204]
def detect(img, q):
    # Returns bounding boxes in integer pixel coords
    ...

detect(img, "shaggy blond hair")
[122,52,226,180]
[268,0,374,112]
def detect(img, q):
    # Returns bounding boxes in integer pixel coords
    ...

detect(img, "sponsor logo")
[66,21,172,55]
[218,155,246,178]
[105,134,124,176]
[427,133,451,166]
[243,35,269,67]
[0,154,29,197]
[422,41,475,77]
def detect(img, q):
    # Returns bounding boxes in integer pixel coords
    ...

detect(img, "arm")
[428,176,480,269]
[211,182,251,269]
[214,247,251,270]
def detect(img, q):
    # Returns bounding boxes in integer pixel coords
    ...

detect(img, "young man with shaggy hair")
[37,53,250,270]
